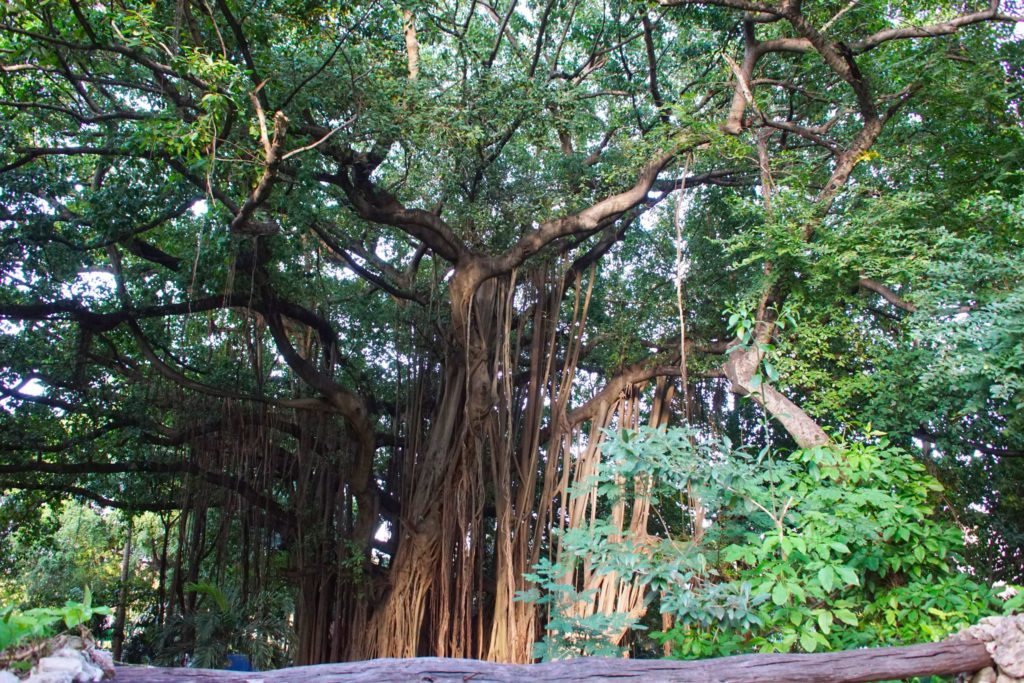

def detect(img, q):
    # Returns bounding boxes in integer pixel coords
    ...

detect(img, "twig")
[282,120,351,161]
[821,0,859,33]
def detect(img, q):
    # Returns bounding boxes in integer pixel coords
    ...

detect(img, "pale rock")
[963,615,1024,682]
[27,675,75,683]
[0,672,20,683]
[85,649,113,677]
[27,645,107,683]
[75,658,105,682]
[35,651,83,675]
[973,667,998,683]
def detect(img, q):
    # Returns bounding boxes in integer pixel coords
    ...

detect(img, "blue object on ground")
[226,654,255,671]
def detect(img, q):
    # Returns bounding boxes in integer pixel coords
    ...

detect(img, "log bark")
[115,635,993,682]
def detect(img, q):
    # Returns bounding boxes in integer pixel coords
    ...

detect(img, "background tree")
[1,0,1022,664]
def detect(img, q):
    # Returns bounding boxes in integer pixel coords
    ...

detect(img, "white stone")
[973,667,998,683]
[74,658,104,682]
[29,645,106,683]
[964,614,1024,682]
[85,649,114,676]
[27,673,75,683]
[34,653,82,674]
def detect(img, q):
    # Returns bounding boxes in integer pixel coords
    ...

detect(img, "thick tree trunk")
[356,269,555,662]
[351,265,678,663]
[355,357,475,659]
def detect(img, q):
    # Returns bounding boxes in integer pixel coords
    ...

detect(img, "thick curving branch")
[565,363,682,428]
[478,148,680,279]
[0,460,291,522]
[0,481,181,513]
[858,277,978,315]
[854,5,1024,52]
[311,139,468,263]
[859,277,917,312]
[722,344,830,449]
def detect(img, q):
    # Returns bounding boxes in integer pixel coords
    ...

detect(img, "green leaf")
[817,611,833,635]
[62,606,85,629]
[818,566,836,593]
[834,609,859,626]
[721,544,749,563]
[772,582,790,606]
[835,566,860,587]
[829,542,851,555]
[800,629,818,652]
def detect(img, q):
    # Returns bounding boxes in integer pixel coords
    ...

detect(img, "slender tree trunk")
[112,515,134,661]
[157,515,171,627]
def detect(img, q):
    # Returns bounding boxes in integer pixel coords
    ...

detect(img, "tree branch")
[0,481,180,513]
[230,95,287,236]
[0,460,290,520]
[852,8,1024,52]
[859,277,917,312]
[480,148,680,277]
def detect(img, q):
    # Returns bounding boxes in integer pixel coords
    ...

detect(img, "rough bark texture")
[114,635,993,682]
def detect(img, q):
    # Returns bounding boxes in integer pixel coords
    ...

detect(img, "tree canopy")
[1,0,1023,666]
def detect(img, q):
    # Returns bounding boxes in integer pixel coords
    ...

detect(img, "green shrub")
[520,428,1016,658]
[0,588,110,655]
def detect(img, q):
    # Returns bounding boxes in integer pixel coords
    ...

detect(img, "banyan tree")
[2,0,1023,665]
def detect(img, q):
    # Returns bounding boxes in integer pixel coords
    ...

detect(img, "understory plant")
[129,582,294,670]
[0,589,110,670]
[521,427,1015,658]
[519,556,644,660]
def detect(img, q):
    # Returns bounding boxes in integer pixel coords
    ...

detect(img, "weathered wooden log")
[114,635,993,682]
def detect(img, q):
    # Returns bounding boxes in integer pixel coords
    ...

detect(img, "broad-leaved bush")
[521,427,1017,658]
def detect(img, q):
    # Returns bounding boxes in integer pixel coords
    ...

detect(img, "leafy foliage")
[521,428,1013,658]
[517,558,641,661]
[129,583,294,671]
[0,588,110,655]
[0,0,1023,665]
[0,501,138,611]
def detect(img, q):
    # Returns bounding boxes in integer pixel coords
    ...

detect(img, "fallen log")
[114,634,994,683]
